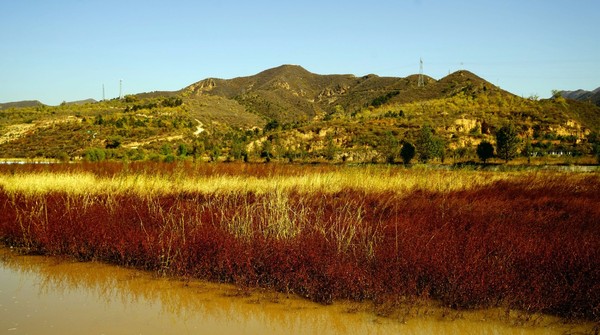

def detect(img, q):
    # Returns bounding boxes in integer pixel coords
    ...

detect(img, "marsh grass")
[0,162,599,321]
[0,162,519,197]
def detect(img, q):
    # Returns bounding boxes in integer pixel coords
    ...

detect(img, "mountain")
[1,64,599,163]
[0,100,44,110]
[0,99,99,110]
[182,64,358,122]
[561,87,600,106]
[180,64,511,125]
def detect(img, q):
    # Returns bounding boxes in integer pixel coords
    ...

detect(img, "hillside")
[179,65,522,125]
[1,65,599,164]
[182,65,358,122]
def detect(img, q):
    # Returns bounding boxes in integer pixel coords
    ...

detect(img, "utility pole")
[418,58,425,87]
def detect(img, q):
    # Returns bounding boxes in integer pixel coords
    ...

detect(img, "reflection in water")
[0,248,593,335]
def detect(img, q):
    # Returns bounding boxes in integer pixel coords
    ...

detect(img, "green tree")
[56,152,70,162]
[264,119,280,132]
[208,144,221,162]
[416,125,445,163]
[84,148,106,162]
[400,141,416,165]
[551,89,562,98]
[94,115,105,125]
[230,138,246,161]
[160,143,172,156]
[191,139,206,161]
[382,131,399,164]
[163,154,176,163]
[105,136,122,149]
[523,135,532,164]
[177,143,188,157]
[476,140,494,164]
[587,132,600,164]
[283,147,298,163]
[434,138,446,163]
[495,124,521,163]
[261,140,273,163]
[454,147,469,163]
[324,134,339,161]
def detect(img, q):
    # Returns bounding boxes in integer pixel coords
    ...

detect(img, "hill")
[180,65,516,125]
[561,87,600,106]
[182,64,357,122]
[1,65,599,164]
[0,100,44,110]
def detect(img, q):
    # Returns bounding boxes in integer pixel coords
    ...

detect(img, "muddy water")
[0,248,593,335]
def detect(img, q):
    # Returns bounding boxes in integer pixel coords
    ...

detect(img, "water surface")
[0,248,592,334]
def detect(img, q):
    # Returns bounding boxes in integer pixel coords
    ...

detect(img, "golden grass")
[0,167,523,197]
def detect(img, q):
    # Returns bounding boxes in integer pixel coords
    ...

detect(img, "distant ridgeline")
[560,87,600,106]
[0,100,44,110]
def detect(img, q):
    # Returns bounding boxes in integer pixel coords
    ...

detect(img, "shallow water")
[0,248,593,335]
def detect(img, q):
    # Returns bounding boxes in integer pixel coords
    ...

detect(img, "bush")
[177,144,188,157]
[164,154,176,163]
[84,148,106,162]
[105,136,122,149]
[56,152,70,162]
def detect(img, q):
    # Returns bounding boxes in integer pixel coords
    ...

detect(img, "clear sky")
[1,0,599,105]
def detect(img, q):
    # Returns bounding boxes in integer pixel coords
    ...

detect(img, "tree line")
[395,123,527,165]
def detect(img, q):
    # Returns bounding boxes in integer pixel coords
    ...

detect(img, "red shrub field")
[0,162,599,320]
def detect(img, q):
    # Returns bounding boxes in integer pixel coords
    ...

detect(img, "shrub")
[84,148,106,162]
[105,136,122,149]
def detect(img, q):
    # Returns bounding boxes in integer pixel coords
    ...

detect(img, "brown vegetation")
[0,163,598,321]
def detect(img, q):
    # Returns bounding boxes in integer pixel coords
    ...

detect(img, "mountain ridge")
[1,64,599,163]
[560,87,600,106]
[180,64,513,125]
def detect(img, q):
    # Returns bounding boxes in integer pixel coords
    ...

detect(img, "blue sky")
[1,0,599,105]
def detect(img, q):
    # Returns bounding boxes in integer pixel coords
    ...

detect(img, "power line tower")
[119,79,123,99]
[418,58,425,87]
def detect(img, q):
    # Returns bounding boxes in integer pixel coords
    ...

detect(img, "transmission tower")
[418,58,425,87]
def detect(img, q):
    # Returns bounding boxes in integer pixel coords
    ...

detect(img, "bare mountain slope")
[180,65,517,126]
[561,87,600,106]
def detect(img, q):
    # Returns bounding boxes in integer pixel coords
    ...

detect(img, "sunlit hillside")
[1,65,599,164]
